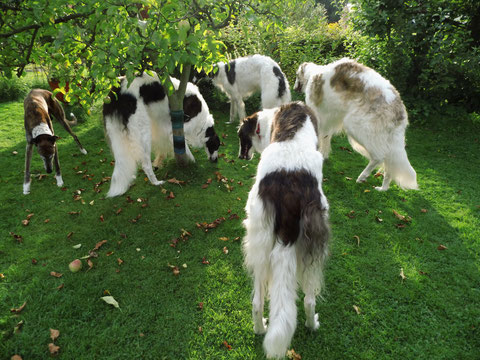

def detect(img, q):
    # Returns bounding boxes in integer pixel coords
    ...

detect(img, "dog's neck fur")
[32,122,53,139]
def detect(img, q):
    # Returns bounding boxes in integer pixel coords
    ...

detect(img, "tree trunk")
[167,64,193,166]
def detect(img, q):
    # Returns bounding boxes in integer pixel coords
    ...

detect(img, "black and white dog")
[197,55,291,123]
[242,102,330,359]
[23,89,87,195]
[295,58,418,191]
[103,73,220,197]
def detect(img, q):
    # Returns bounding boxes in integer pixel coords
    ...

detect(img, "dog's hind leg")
[356,159,382,183]
[375,170,392,191]
[318,134,332,159]
[53,144,64,187]
[49,98,87,155]
[23,143,33,195]
[252,272,268,334]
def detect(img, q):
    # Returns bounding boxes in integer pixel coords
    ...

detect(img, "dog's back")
[243,102,330,358]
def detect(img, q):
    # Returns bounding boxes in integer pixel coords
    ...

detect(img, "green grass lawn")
[1,96,479,360]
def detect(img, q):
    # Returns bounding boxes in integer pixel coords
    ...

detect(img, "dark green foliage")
[347,0,480,113]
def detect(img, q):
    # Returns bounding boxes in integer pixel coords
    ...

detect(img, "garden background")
[1,1,479,359]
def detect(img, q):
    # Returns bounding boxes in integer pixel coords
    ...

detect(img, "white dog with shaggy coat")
[243,102,330,359]
[295,58,418,191]
[209,54,291,123]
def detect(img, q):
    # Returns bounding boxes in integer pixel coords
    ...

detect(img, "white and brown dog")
[103,73,220,197]
[23,89,87,195]
[242,102,330,359]
[201,54,291,123]
[295,58,418,191]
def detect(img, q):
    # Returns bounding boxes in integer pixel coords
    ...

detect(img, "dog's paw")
[153,180,165,186]
[254,318,267,334]
[356,176,367,183]
[23,183,30,195]
[80,148,87,155]
[55,175,64,187]
[374,186,388,192]
[305,313,320,331]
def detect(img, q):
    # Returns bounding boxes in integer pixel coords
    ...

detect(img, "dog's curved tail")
[264,201,329,359]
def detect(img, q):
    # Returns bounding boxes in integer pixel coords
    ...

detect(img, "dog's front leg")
[53,145,64,187]
[23,143,34,194]
[228,100,237,124]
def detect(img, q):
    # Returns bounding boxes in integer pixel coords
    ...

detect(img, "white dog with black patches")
[243,102,330,359]
[295,58,418,191]
[207,54,291,123]
[103,73,220,197]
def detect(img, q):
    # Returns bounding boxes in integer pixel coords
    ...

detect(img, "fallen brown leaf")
[99,214,104,222]
[87,259,94,271]
[21,219,29,226]
[353,235,360,246]
[44,218,50,223]
[50,272,62,278]
[57,284,64,290]
[202,257,210,265]
[26,213,34,220]
[421,209,428,213]
[9,232,23,243]
[223,246,229,254]
[93,240,107,251]
[438,244,448,250]
[400,268,406,281]
[166,191,175,199]
[48,343,60,356]
[67,232,74,239]
[116,208,123,215]
[286,348,302,359]
[167,178,185,185]
[50,328,60,341]
[14,320,24,334]
[353,305,361,314]
[117,258,124,265]
[223,340,232,350]
[10,302,26,314]
[219,237,229,241]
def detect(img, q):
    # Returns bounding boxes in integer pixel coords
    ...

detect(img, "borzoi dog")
[23,89,87,195]
[295,58,418,191]
[238,107,277,160]
[206,54,291,123]
[242,102,330,359]
[103,74,220,197]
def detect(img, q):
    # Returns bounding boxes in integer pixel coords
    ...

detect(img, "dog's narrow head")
[191,65,219,84]
[205,124,220,162]
[33,134,59,173]
[294,62,310,93]
[238,113,258,160]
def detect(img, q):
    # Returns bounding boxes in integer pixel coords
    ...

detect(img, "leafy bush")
[0,76,29,102]
[346,0,480,114]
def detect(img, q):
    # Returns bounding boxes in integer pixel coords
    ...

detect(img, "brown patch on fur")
[294,63,308,92]
[259,169,329,254]
[271,102,318,142]
[330,61,366,97]
[310,74,325,106]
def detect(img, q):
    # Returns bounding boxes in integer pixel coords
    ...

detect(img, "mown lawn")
[1,94,479,360]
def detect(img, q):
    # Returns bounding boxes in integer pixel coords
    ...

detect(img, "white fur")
[243,111,329,359]
[213,54,291,123]
[296,58,418,191]
[31,123,53,138]
[105,73,217,197]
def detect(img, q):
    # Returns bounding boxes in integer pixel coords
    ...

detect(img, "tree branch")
[0,11,94,38]
[16,27,38,77]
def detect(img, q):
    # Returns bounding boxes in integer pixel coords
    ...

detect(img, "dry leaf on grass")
[50,328,60,341]
[93,240,107,251]
[50,272,62,278]
[10,302,26,314]
[353,305,361,315]
[438,244,448,250]
[9,232,23,243]
[222,340,232,350]
[167,178,185,185]
[400,268,406,281]
[14,320,24,333]
[48,343,60,355]
[101,296,120,309]
[286,348,302,359]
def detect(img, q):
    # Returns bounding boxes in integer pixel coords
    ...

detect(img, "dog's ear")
[48,135,60,143]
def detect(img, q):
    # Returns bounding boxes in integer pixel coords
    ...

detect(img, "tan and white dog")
[23,89,87,195]
[295,58,418,191]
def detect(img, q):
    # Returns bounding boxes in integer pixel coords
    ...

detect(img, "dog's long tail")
[385,139,418,190]
[263,243,297,359]
[264,201,329,359]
